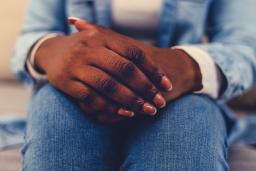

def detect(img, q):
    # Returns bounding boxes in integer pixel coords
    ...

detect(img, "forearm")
[12,0,68,85]
[201,0,256,101]
[197,43,256,101]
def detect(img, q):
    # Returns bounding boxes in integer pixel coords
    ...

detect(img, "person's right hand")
[34,26,172,123]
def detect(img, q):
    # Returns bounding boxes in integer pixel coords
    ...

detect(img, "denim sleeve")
[12,0,68,85]
[196,0,256,101]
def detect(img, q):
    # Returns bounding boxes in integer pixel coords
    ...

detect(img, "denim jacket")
[12,0,256,144]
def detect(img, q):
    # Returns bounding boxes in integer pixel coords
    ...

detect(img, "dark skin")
[34,18,202,123]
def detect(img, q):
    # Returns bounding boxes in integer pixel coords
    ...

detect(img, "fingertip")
[118,108,135,118]
[153,93,166,108]
[68,17,80,25]
[68,17,94,31]
[161,76,173,91]
[143,103,157,116]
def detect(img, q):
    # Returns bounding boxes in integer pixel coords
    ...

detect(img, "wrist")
[173,46,221,98]
[34,35,67,74]
[175,49,203,92]
[154,48,202,92]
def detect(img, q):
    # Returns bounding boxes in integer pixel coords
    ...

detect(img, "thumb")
[68,17,95,31]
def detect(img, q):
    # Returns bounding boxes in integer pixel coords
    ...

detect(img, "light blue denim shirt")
[11,0,256,144]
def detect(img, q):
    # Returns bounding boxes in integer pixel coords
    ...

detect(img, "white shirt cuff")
[26,34,60,81]
[173,46,221,99]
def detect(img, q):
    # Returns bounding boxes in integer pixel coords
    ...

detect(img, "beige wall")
[0,0,27,79]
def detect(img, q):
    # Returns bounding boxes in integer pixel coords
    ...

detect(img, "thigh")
[120,94,229,171]
[22,84,120,171]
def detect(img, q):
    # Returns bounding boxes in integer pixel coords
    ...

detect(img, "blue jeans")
[22,84,229,171]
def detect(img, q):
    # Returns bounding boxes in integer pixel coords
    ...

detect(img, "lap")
[22,84,120,171]
[22,84,229,171]
[121,94,229,171]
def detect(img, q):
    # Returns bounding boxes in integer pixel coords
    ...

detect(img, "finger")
[62,80,134,118]
[95,105,129,124]
[79,102,134,119]
[75,66,158,116]
[68,17,172,91]
[68,18,172,92]
[80,103,135,118]
[68,17,95,31]
[86,48,166,108]
[64,81,104,112]
[96,112,127,124]
[106,42,173,92]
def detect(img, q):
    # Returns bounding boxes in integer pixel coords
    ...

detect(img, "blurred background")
[0,0,255,171]
[0,1,29,171]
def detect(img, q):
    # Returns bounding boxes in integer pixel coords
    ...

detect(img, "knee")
[154,94,227,145]
[25,84,107,153]
[27,84,78,133]
[122,94,229,171]
[31,84,77,116]
[153,94,228,169]
[26,84,101,136]
[23,84,109,170]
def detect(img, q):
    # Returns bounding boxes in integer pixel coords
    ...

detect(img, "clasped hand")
[34,18,202,123]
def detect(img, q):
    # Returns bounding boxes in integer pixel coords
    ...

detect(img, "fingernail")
[153,93,166,108]
[118,108,134,117]
[68,17,80,24]
[143,103,157,116]
[161,76,173,91]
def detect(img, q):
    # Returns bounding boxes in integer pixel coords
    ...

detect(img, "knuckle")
[151,66,159,74]
[98,78,117,95]
[79,29,106,46]
[76,89,93,103]
[94,24,109,34]
[128,97,145,110]
[125,46,145,64]
[106,105,118,114]
[70,41,84,55]
[81,29,100,39]
[151,67,164,83]
[115,61,136,78]
[142,83,159,99]
[96,97,109,110]
[95,25,106,31]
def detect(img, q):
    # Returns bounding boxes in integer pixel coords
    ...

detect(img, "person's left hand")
[70,18,203,123]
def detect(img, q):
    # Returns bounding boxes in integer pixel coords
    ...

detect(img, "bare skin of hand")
[68,18,203,123]
[34,17,202,124]
[34,18,175,123]
[67,20,202,123]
